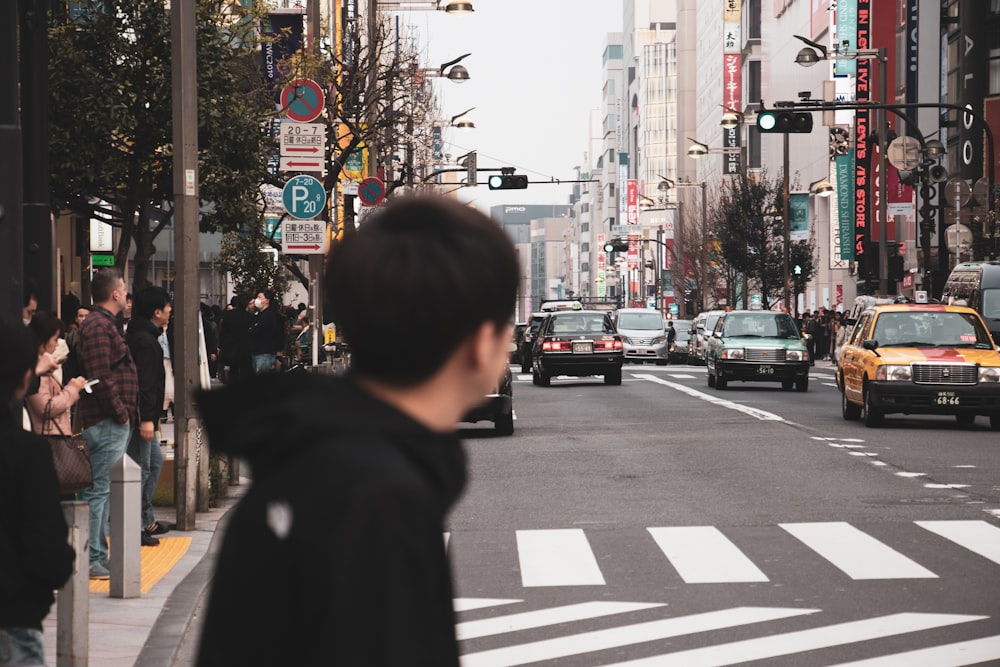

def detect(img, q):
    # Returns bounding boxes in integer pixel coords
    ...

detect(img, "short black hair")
[134,286,171,320]
[28,311,64,346]
[326,195,518,387]
[259,288,276,302]
[0,318,38,408]
[91,268,122,303]
[23,279,40,307]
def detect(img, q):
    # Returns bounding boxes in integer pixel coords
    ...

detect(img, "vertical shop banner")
[723,0,740,22]
[887,165,913,217]
[626,180,638,225]
[722,1,741,175]
[835,153,855,260]
[834,0,857,76]
[627,234,639,270]
[789,193,810,241]
[958,0,985,181]
[618,153,629,224]
[262,14,304,88]
[853,0,871,276]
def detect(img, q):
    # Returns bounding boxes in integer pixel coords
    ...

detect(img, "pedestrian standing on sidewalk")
[218,295,253,384]
[247,289,281,375]
[75,268,139,580]
[195,196,519,666]
[24,312,88,440]
[125,287,173,547]
[0,319,75,666]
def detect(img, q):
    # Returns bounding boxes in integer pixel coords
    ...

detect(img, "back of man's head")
[91,267,123,304]
[326,196,518,387]
[134,286,171,320]
[0,318,38,409]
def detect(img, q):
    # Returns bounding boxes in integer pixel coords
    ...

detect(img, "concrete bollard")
[57,501,89,667]
[109,454,142,598]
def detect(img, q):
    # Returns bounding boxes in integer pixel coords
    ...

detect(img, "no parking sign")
[280,79,325,123]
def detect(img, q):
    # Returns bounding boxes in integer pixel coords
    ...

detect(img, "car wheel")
[955,412,976,426]
[494,411,514,436]
[656,359,668,366]
[991,412,1000,431]
[841,389,861,420]
[715,371,727,390]
[605,369,622,385]
[795,375,809,392]
[539,371,551,387]
[531,368,540,386]
[862,383,883,427]
[781,379,794,391]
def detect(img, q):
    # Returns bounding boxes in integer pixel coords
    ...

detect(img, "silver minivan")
[689,309,726,365]
[614,308,668,365]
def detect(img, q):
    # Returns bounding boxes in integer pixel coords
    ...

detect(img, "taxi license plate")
[934,391,959,406]
[572,342,593,354]
[756,365,774,375]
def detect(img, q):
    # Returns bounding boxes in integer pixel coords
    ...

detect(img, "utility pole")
[171,0,201,529]
[0,0,23,321]
[782,133,791,312]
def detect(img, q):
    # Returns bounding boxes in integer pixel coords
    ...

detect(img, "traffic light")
[756,111,814,134]
[793,264,802,275]
[603,238,628,253]
[487,174,528,190]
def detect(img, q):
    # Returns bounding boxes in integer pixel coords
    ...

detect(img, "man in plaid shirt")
[76,268,139,579]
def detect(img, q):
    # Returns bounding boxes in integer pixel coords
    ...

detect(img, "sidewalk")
[41,421,244,667]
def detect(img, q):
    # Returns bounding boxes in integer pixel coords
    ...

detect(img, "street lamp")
[809,178,834,197]
[794,34,889,294]
[449,106,476,129]
[421,53,472,82]
[687,138,741,159]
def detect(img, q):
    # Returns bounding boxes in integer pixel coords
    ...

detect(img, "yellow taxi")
[836,303,1000,429]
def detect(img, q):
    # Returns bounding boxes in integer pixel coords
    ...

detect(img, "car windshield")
[723,314,799,338]
[872,311,993,347]
[617,313,663,330]
[551,314,614,334]
[983,288,1000,320]
[675,327,692,341]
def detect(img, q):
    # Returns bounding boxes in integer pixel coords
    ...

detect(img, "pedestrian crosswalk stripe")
[453,598,521,613]
[647,526,769,583]
[459,606,817,667]
[601,612,987,666]
[456,601,664,640]
[516,529,605,587]
[916,520,1000,566]
[780,522,938,579]
[826,634,1000,666]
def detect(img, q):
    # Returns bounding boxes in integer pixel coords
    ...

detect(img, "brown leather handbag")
[40,400,94,495]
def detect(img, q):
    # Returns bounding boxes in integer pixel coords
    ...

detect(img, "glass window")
[552,314,614,334]
[617,312,664,330]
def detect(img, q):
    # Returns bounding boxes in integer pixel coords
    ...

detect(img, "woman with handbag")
[25,312,88,437]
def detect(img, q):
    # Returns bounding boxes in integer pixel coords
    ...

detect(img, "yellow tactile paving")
[88,537,191,595]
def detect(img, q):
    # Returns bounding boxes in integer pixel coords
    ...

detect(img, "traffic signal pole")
[783,133,791,312]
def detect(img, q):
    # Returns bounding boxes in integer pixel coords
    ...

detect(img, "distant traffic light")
[603,238,628,253]
[487,174,528,190]
[756,111,814,134]
[793,264,802,275]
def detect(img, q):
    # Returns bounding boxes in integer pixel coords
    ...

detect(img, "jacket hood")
[196,373,466,500]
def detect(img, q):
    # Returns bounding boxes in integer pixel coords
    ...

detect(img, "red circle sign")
[280,79,325,123]
[358,177,386,206]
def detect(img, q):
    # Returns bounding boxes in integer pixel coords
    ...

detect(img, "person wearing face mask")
[247,289,282,375]
[24,312,88,441]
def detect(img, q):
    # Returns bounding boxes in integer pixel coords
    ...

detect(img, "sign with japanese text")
[627,179,638,225]
[835,153,854,260]
[281,220,328,255]
[627,233,639,270]
[722,53,741,174]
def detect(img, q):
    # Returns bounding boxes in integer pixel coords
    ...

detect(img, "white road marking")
[516,529,605,587]
[603,613,987,667]
[460,606,817,667]
[953,464,977,468]
[924,483,970,489]
[917,520,1000,565]
[823,382,838,387]
[827,635,1000,667]
[454,598,521,612]
[848,451,878,457]
[647,526,769,583]
[667,373,695,379]
[633,374,784,421]
[780,522,937,579]
[896,471,926,477]
[456,601,664,640]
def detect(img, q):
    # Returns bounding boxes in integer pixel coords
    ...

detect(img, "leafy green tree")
[48,0,273,292]
[215,222,288,304]
[711,172,816,310]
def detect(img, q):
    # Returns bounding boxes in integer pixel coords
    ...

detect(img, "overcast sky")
[402,1,624,212]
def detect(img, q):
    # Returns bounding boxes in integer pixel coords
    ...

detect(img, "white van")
[613,308,668,365]
[943,261,1000,343]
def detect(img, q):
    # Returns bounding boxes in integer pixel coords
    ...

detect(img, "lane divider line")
[633,374,784,422]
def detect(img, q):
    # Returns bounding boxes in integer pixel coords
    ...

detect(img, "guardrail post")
[109,454,141,598]
[57,501,89,667]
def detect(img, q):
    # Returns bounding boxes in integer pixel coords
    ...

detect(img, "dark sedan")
[531,310,624,386]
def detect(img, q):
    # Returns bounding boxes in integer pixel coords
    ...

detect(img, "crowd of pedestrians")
[798,307,848,365]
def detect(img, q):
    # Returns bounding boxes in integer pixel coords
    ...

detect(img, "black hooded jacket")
[0,408,75,629]
[195,373,467,666]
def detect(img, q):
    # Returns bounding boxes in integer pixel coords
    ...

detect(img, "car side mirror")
[862,339,879,351]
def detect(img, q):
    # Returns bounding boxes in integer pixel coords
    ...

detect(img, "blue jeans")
[0,627,44,666]
[81,418,131,566]
[252,353,276,374]
[126,429,164,529]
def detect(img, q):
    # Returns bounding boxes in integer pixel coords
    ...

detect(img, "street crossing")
[448,520,1000,588]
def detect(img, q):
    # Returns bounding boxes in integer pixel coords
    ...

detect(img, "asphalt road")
[450,362,1000,666]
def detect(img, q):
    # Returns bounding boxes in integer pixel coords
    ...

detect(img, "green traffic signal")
[487,174,528,190]
[756,111,813,134]
[603,238,628,253]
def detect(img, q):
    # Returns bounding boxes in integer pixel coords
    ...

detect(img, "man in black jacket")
[195,196,519,666]
[0,319,75,665]
[247,289,282,374]
[218,295,253,384]
[125,287,172,546]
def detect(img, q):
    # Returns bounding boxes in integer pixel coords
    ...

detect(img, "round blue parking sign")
[282,175,327,220]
